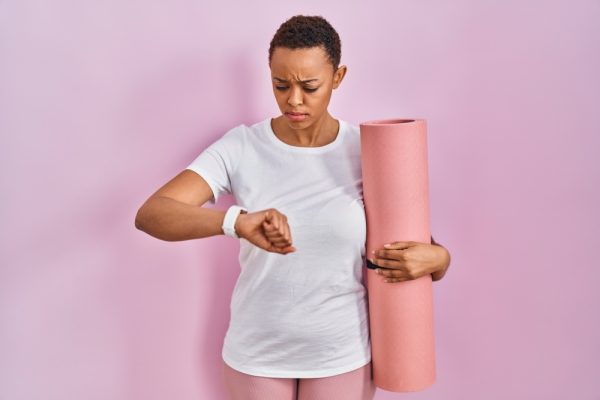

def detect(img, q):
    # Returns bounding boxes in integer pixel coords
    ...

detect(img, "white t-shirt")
[185,117,370,378]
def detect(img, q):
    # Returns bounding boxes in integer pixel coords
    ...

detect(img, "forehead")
[270,46,331,79]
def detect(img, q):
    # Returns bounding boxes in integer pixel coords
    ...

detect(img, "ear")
[332,65,347,89]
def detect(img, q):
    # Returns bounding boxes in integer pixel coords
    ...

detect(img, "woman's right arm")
[134,169,225,241]
[135,169,296,254]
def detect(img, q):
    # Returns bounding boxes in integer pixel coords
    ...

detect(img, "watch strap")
[222,205,248,238]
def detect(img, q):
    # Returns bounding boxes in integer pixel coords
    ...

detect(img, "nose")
[287,86,303,107]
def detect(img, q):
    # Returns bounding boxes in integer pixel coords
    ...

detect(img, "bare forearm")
[431,264,448,281]
[431,235,450,281]
[135,196,225,241]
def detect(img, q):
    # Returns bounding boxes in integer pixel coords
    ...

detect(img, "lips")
[284,112,308,122]
[286,112,307,116]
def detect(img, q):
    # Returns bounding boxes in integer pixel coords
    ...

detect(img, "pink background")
[1,1,598,399]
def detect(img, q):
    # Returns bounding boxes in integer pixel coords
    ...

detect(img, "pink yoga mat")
[360,118,436,392]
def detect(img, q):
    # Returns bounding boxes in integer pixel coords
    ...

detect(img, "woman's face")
[269,46,346,127]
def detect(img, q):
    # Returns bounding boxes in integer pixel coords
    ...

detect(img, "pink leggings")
[222,359,376,400]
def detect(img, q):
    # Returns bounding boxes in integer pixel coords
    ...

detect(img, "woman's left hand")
[368,239,450,283]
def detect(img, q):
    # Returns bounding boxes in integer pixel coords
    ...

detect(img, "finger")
[382,241,419,250]
[274,217,289,243]
[262,222,276,238]
[368,256,404,270]
[272,214,290,243]
[264,230,285,246]
[375,266,411,280]
[383,277,408,283]
[283,221,292,245]
[263,219,280,235]
[265,210,273,222]
[263,225,290,248]
[268,241,295,254]
[373,248,404,261]
[254,232,280,252]
[271,213,281,230]
[279,244,296,253]
[263,220,284,239]
[270,235,290,246]
[374,265,406,277]
[369,256,407,270]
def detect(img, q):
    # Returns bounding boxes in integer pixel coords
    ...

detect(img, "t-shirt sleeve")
[184,125,245,205]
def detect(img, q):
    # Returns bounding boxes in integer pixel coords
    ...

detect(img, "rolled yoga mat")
[360,118,436,392]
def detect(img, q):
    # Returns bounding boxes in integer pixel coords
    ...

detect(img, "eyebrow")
[272,77,319,83]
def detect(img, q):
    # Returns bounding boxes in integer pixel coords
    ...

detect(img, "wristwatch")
[222,205,248,238]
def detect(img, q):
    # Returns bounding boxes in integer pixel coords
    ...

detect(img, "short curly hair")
[268,15,341,72]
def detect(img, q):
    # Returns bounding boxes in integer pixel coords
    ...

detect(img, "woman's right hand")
[234,208,296,255]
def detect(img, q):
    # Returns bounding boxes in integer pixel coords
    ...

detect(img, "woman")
[135,15,451,400]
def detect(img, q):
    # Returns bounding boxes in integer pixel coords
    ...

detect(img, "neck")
[275,112,338,147]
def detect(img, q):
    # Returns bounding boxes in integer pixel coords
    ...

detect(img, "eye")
[275,86,319,92]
